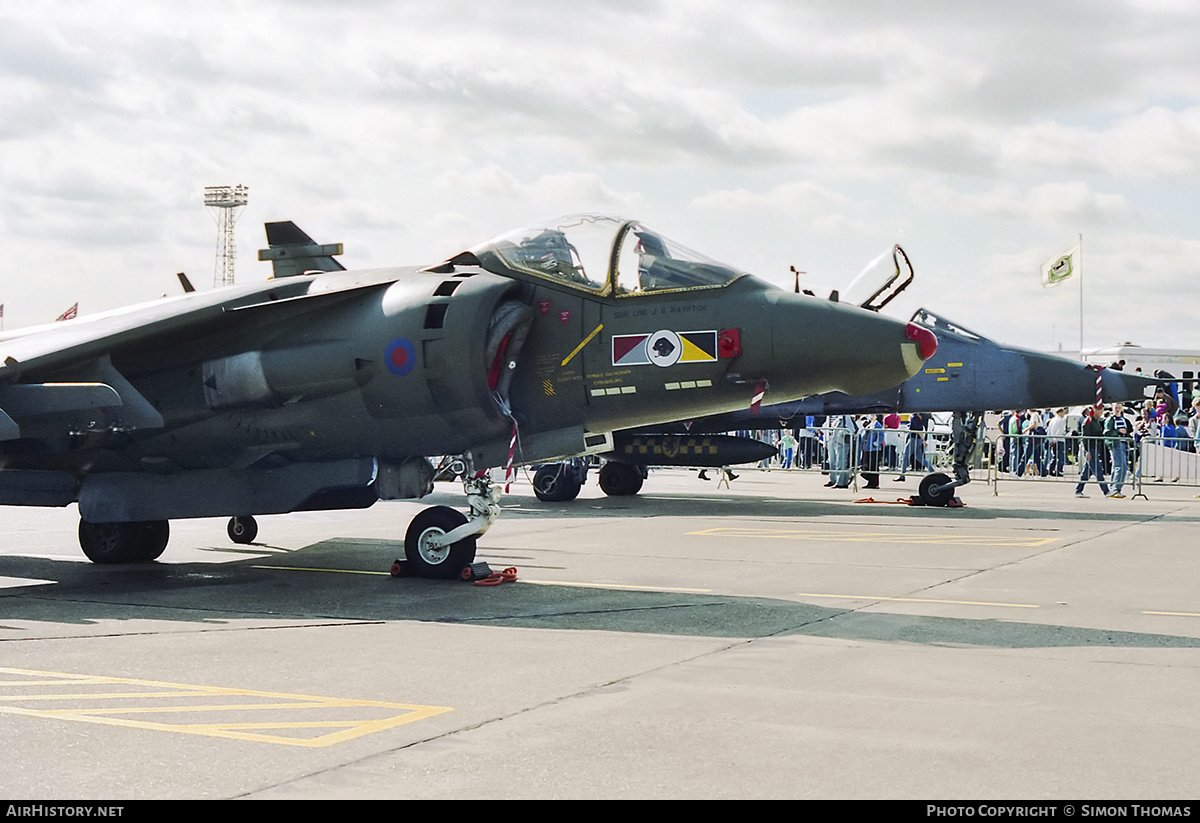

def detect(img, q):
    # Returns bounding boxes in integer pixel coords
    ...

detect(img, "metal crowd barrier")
[1135,436,1200,494]
[987,432,1199,498]
[743,427,986,490]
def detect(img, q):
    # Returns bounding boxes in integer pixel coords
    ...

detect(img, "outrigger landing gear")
[399,470,502,579]
[917,473,957,507]
[227,516,258,544]
[78,519,170,563]
[914,411,980,507]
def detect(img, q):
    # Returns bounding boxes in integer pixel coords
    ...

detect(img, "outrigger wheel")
[404,505,478,579]
[227,516,258,544]
[917,472,955,507]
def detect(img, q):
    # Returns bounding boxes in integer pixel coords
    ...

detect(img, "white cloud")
[691,180,865,234]
[0,0,1197,352]
[911,180,1141,227]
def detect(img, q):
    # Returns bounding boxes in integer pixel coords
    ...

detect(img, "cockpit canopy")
[469,214,746,296]
[909,308,986,343]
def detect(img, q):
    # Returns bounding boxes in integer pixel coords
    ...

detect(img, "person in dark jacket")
[1075,405,1110,498]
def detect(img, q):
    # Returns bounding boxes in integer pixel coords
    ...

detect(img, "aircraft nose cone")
[987,351,1162,411]
[1022,354,1108,408]
[1100,368,1161,404]
[767,294,936,400]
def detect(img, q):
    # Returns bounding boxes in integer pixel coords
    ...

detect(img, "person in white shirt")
[1046,408,1068,477]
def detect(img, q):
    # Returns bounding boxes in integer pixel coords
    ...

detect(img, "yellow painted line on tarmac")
[798,592,1039,609]
[689,526,1059,548]
[254,565,712,593]
[524,579,712,594]
[255,571,700,597]
[1144,610,1200,618]
[252,565,391,575]
[0,667,451,748]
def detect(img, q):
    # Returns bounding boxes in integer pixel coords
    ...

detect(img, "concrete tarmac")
[1,468,1199,799]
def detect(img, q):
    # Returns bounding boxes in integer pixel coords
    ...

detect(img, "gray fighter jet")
[588,308,1161,504]
[0,214,935,576]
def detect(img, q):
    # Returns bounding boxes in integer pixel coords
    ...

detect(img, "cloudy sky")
[2,0,1198,355]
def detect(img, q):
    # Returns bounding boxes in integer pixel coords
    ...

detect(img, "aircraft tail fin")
[258,221,347,278]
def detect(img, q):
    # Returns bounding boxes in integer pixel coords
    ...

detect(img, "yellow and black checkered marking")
[622,436,719,459]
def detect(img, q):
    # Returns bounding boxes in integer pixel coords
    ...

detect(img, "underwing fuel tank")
[611,433,778,467]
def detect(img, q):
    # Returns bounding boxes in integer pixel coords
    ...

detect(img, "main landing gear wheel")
[79,519,170,564]
[598,462,644,496]
[918,472,954,507]
[227,516,258,544]
[532,464,582,502]
[404,505,477,579]
[138,520,170,561]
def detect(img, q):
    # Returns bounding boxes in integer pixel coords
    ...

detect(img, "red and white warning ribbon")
[1086,364,1104,406]
[504,420,517,493]
[750,380,767,415]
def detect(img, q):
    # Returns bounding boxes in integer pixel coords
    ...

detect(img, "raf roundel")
[385,337,417,376]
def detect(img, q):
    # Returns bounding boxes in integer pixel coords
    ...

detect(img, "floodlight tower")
[204,184,249,288]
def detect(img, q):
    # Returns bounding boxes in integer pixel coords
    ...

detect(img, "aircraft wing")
[0,268,398,381]
[0,268,402,440]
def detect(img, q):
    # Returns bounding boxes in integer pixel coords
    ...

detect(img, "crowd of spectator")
[993,387,1200,498]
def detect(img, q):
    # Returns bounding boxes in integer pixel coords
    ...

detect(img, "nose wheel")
[404,505,477,579]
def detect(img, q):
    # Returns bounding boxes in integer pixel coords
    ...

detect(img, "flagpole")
[1078,232,1083,362]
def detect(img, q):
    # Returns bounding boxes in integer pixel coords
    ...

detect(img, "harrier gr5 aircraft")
[0,214,936,577]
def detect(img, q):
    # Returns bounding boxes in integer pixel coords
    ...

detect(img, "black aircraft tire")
[918,473,954,507]
[405,506,477,579]
[599,463,643,497]
[137,521,170,561]
[559,475,583,500]
[79,520,164,564]
[533,465,579,502]
[227,516,258,545]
